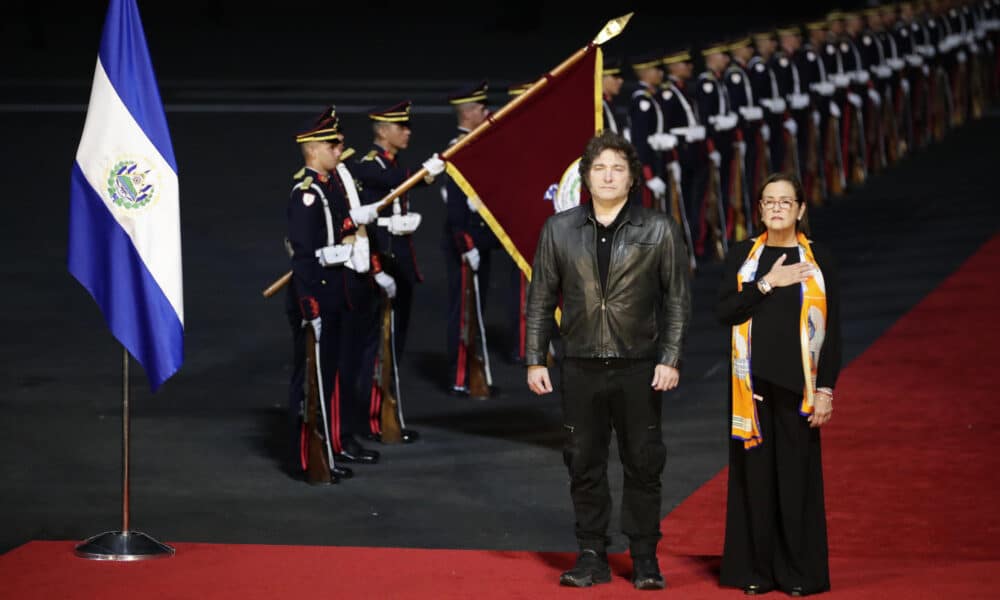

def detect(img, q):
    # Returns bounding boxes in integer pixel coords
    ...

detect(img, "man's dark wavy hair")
[578,130,642,194]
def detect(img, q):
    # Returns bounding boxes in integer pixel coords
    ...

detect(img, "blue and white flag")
[68,0,183,392]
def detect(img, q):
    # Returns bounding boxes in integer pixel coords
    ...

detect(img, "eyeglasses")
[760,198,796,211]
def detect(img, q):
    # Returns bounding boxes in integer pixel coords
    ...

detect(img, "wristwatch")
[756,278,773,295]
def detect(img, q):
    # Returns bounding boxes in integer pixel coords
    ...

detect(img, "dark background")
[4,0,997,557]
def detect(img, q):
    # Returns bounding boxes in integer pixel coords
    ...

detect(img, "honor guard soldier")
[441,81,500,395]
[894,2,928,149]
[352,100,445,359]
[660,48,706,263]
[288,107,379,477]
[827,11,870,185]
[901,1,938,145]
[351,101,444,439]
[750,30,792,176]
[872,5,911,162]
[845,10,886,174]
[725,36,767,229]
[697,41,741,247]
[628,50,671,210]
[775,25,813,182]
[337,150,417,445]
[802,20,840,201]
[601,55,626,134]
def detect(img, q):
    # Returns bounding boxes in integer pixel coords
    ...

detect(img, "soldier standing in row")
[351,101,444,440]
[287,107,378,476]
[660,48,706,262]
[441,82,498,396]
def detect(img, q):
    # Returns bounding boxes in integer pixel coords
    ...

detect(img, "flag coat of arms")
[68,0,183,391]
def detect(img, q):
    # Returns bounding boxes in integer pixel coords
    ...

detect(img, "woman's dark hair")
[757,171,810,235]
[578,130,642,193]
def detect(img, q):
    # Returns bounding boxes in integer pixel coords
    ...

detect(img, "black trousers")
[720,376,830,594]
[285,287,306,470]
[560,358,665,557]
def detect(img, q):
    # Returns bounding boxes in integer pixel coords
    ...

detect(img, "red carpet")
[4,235,1000,598]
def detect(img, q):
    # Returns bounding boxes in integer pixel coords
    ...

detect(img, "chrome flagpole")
[75,347,174,560]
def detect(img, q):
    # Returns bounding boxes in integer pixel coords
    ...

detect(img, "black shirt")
[716,239,842,393]
[591,202,629,294]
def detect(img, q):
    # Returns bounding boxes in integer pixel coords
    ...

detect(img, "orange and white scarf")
[731,232,827,450]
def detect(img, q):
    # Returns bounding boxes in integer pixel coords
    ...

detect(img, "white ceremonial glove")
[709,150,721,168]
[900,79,911,95]
[783,118,798,137]
[812,110,821,128]
[829,101,842,118]
[645,176,667,197]
[867,88,882,106]
[422,153,446,177]
[847,92,863,108]
[462,247,481,272]
[305,317,322,341]
[735,140,747,159]
[349,203,380,226]
[466,196,479,213]
[647,132,679,151]
[378,212,422,235]
[374,272,397,299]
[760,123,771,142]
[348,235,370,273]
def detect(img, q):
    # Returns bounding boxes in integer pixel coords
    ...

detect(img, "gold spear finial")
[593,12,633,45]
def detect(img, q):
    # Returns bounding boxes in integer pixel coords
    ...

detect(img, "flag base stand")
[75,530,174,561]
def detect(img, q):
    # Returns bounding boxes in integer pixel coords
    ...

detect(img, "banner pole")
[74,347,174,560]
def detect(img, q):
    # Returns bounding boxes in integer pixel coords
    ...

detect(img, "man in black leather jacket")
[525,131,691,590]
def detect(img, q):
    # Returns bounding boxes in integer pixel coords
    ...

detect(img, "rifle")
[666,161,696,271]
[303,324,335,484]
[730,137,749,242]
[824,111,845,196]
[804,114,825,206]
[376,297,403,443]
[704,151,728,260]
[462,263,491,400]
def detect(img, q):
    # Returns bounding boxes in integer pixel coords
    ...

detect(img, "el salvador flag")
[68,0,183,392]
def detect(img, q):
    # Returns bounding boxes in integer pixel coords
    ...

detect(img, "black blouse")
[716,239,842,393]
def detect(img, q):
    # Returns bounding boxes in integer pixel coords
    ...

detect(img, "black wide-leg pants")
[720,376,830,594]
[559,358,665,558]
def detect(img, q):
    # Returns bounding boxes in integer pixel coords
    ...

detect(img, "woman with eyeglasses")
[716,172,842,596]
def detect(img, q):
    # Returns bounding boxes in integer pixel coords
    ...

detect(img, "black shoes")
[365,428,420,444]
[631,556,666,590]
[331,464,353,479]
[335,436,380,464]
[559,549,611,587]
[743,584,774,595]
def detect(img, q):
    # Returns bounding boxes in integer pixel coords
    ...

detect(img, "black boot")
[559,549,611,587]
[631,555,665,590]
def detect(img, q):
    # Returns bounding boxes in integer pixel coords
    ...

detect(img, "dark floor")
[2,35,998,554]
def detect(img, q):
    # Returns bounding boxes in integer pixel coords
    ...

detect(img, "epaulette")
[361,150,378,161]
[341,147,356,161]
[299,175,314,190]
[631,88,653,99]
[292,167,306,180]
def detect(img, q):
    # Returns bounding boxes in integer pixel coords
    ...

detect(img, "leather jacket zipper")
[592,214,629,357]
